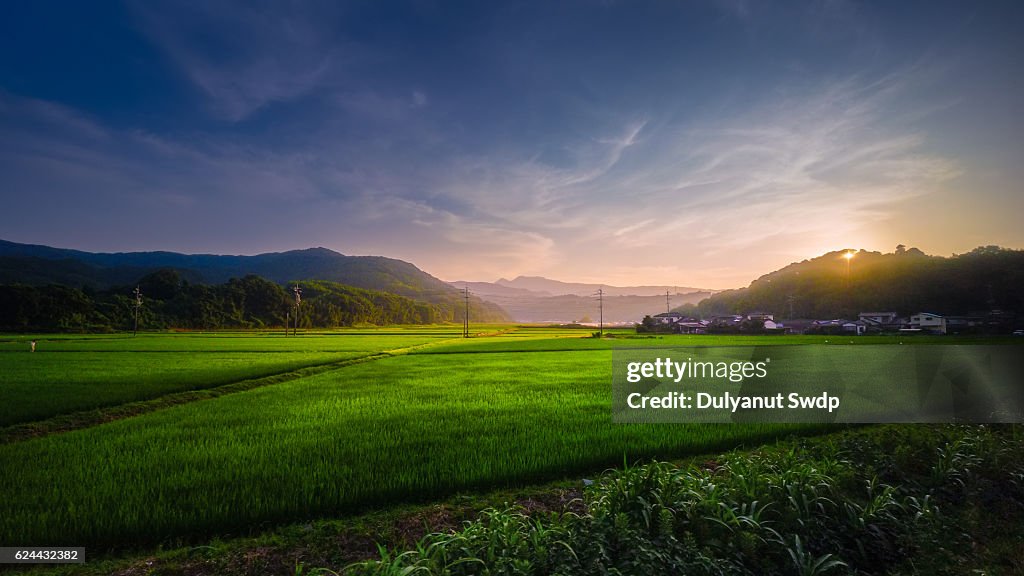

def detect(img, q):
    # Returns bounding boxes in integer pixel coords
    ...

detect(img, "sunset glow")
[1,2,1022,288]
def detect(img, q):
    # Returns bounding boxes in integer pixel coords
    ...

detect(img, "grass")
[0,330,458,352]
[0,332,456,426]
[0,347,822,548]
[0,351,363,426]
[1,328,1016,556]
[414,332,1006,354]
[12,424,1023,576]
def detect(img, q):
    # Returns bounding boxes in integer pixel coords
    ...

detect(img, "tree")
[137,269,183,300]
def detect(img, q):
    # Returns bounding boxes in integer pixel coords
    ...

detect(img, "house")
[807,319,864,335]
[710,315,743,325]
[674,320,708,334]
[858,312,898,325]
[857,312,904,333]
[841,321,867,335]
[909,312,946,334]
[945,315,984,334]
[652,312,685,325]
[746,311,774,321]
[775,319,815,334]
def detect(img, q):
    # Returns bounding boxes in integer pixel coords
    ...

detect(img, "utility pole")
[463,286,470,338]
[665,289,671,314]
[292,285,302,336]
[285,311,289,337]
[594,288,604,337]
[133,285,142,336]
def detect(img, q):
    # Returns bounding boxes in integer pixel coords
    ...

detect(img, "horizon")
[2,2,1023,288]
[3,236,1013,292]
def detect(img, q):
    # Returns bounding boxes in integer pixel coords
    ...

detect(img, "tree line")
[0,269,453,332]
[674,245,1024,322]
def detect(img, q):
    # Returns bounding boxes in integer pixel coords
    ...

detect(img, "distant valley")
[450,277,716,323]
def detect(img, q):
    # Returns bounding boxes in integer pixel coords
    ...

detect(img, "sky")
[1,1,1022,289]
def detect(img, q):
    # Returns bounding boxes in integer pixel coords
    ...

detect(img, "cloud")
[129,1,342,121]
[0,91,337,249]
[411,68,961,285]
[0,30,977,290]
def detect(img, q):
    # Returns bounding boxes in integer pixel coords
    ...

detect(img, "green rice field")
[0,327,1012,548]
[0,331,454,425]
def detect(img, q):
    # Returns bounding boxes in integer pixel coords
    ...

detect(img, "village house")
[651,312,685,325]
[674,320,709,334]
[856,312,905,333]
[909,312,946,334]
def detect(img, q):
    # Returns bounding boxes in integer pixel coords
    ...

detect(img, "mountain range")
[0,239,509,322]
[2,240,1019,328]
[489,276,709,297]
[0,239,719,325]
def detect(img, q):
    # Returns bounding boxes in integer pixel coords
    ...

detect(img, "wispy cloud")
[415,69,961,285]
[130,2,342,121]
[0,63,963,287]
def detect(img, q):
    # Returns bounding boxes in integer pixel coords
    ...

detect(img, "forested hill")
[0,271,487,331]
[686,246,1024,319]
[0,239,511,324]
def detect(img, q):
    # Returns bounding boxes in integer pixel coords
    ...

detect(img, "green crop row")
[347,425,1024,575]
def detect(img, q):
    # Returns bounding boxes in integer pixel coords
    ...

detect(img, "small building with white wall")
[909,312,946,334]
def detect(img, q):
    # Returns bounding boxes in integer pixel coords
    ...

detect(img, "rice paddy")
[3,327,1003,548]
[0,331,453,425]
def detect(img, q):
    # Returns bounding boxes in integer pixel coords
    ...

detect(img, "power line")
[463,286,470,338]
[133,285,142,337]
[292,284,302,336]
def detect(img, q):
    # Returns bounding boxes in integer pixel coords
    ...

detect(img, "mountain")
[491,275,710,297]
[475,292,714,324]
[450,277,714,323]
[0,256,175,289]
[688,245,1024,321]
[452,281,553,298]
[0,239,511,322]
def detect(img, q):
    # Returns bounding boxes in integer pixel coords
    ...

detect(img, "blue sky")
[1,1,1022,288]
